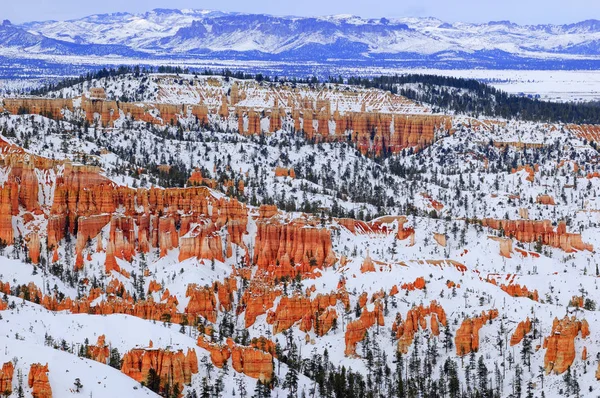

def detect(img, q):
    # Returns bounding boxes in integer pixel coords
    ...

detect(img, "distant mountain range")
[2,9,600,70]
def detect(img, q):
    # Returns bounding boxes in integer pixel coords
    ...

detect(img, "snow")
[0,338,160,397]
[16,11,600,60]
[2,72,600,396]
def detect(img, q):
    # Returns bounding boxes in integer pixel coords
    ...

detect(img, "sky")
[3,0,599,25]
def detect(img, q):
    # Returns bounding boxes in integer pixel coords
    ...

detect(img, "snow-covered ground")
[1,72,600,397]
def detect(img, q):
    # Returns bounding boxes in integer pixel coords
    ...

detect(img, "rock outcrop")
[185,284,217,323]
[274,167,296,178]
[227,338,273,383]
[394,301,447,353]
[254,218,336,276]
[267,292,346,335]
[360,255,376,273]
[455,310,499,356]
[87,335,110,364]
[197,338,231,369]
[241,279,281,328]
[0,362,13,395]
[482,219,593,252]
[1,279,193,327]
[2,151,250,272]
[2,98,73,120]
[500,283,539,301]
[536,194,556,206]
[197,336,276,382]
[488,236,513,258]
[0,182,15,244]
[433,233,447,247]
[344,301,385,357]
[512,165,537,182]
[121,348,198,394]
[2,85,450,157]
[510,318,532,346]
[28,363,52,398]
[543,316,590,374]
[400,277,426,291]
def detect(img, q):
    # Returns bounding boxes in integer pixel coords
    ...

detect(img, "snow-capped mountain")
[5,9,600,65]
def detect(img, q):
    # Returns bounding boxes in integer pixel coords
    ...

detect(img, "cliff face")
[185,284,217,323]
[254,219,336,277]
[266,291,347,335]
[482,219,593,252]
[543,316,590,374]
[0,362,13,395]
[2,98,73,120]
[28,363,52,398]
[455,309,499,356]
[0,182,15,244]
[0,138,249,274]
[2,95,451,157]
[227,338,273,383]
[121,348,198,394]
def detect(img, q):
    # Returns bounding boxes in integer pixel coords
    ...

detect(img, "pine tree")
[146,368,161,394]
[282,345,299,398]
[521,335,532,372]
[253,380,271,398]
[513,365,522,398]
[394,350,405,398]
[443,324,453,353]
[477,356,488,396]
[201,377,211,398]
[109,348,121,369]
[17,369,24,398]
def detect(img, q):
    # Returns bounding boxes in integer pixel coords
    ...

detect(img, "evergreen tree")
[145,368,161,394]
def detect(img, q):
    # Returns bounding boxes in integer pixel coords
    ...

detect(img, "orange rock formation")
[28,363,52,398]
[543,316,590,374]
[455,309,499,356]
[185,284,217,323]
[254,219,336,276]
[0,362,13,395]
[501,283,539,301]
[536,194,556,206]
[394,301,447,353]
[267,292,346,335]
[482,219,593,253]
[227,338,273,383]
[121,348,198,394]
[510,318,532,346]
[87,335,110,364]
[400,277,426,291]
[344,301,385,356]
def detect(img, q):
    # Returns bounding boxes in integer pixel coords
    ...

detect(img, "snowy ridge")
[0,10,597,65]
